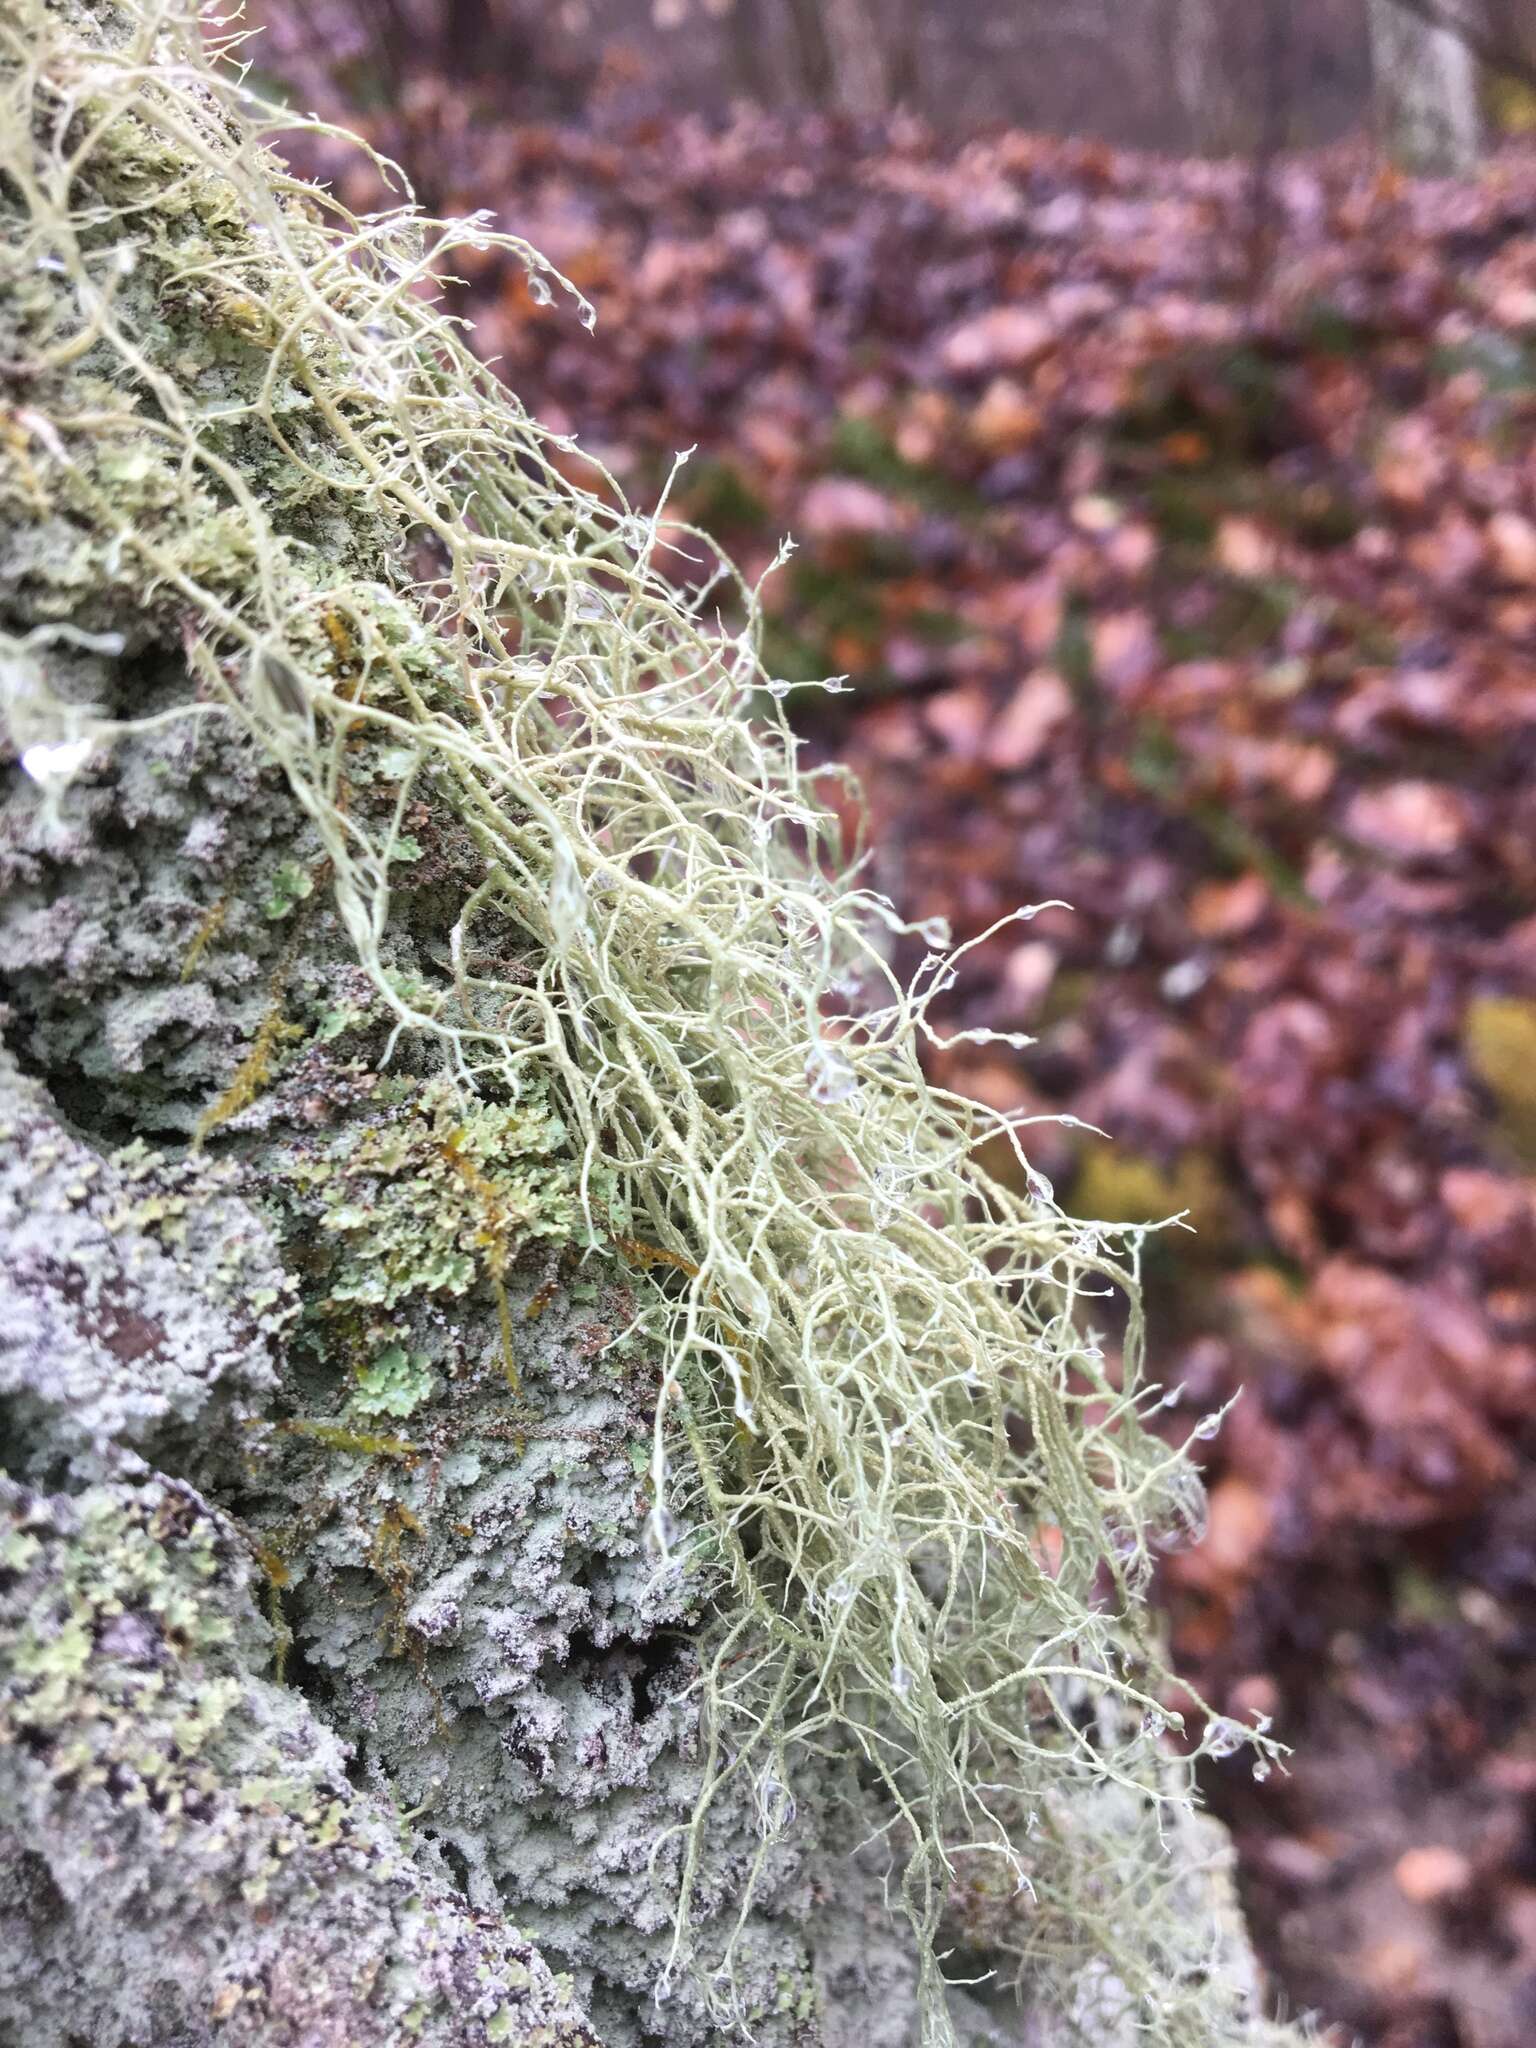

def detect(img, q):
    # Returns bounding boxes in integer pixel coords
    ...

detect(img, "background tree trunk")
[782,0,837,103]
[723,0,776,100]
[1169,0,1224,153]
[822,0,893,117]
[1369,0,1483,171]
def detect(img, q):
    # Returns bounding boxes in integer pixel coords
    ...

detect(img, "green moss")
[1124,720,1314,905]
[825,414,984,517]
[1118,346,1289,466]
[683,457,771,534]
[263,860,316,921]
[1158,574,1300,661]
[1071,1144,1233,1253]
[1430,328,1536,395]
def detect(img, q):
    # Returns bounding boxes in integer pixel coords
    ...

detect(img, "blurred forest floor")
[280,76,1536,2048]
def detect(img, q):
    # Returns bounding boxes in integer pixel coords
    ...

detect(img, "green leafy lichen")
[278,1078,582,1319]
[352,1343,437,1418]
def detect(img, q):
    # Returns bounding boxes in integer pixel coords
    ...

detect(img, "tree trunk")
[1369,0,1483,172]
[443,0,497,76]
[723,0,776,101]
[782,0,837,103]
[884,0,923,107]
[821,0,893,117]
[1169,0,1224,153]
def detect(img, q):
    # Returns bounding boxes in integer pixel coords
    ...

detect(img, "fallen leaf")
[1345,781,1465,860]
[941,304,1054,376]
[1394,1845,1472,1906]
[1488,509,1536,585]
[983,670,1072,770]
[797,476,905,539]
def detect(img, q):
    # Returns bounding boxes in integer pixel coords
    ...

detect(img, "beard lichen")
[0,3,1305,2045]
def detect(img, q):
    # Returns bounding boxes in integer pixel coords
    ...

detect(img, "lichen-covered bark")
[0,1469,604,2048]
[0,4,848,2041]
[0,475,840,2048]
[0,1052,595,2048]
[0,5,1302,2046]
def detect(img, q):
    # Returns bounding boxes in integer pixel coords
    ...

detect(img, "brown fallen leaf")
[968,375,1042,454]
[797,475,905,539]
[1215,516,1279,579]
[984,670,1073,771]
[1393,1846,1473,1907]
[1345,782,1466,861]
[1488,510,1536,586]
[940,303,1054,376]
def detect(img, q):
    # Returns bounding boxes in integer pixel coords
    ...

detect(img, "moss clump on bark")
[0,4,1306,2045]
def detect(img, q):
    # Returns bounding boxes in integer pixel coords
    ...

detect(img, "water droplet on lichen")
[754,1772,796,1838]
[20,737,92,783]
[643,1506,677,1559]
[1203,1715,1245,1759]
[805,1041,858,1105]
